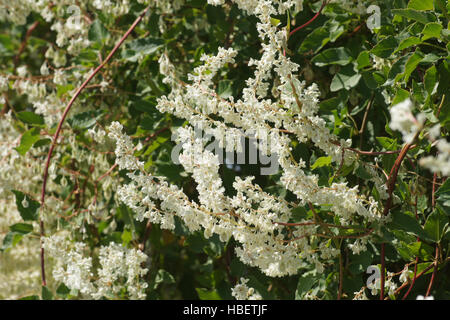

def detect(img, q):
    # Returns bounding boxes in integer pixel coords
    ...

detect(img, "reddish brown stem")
[402,257,419,300]
[426,246,439,297]
[39,6,151,287]
[380,243,385,300]
[379,132,419,300]
[403,195,421,300]
[425,172,439,297]
[387,261,438,299]
[338,249,344,300]
[14,21,39,67]
[346,146,416,156]
[289,1,328,37]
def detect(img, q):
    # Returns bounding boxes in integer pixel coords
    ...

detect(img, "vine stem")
[402,256,419,300]
[380,130,420,300]
[289,0,328,37]
[38,6,151,287]
[15,21,40,67]
[338,246,343,300]
[425,173,439,297]
[402,194,420,300]
[426,246,439,297]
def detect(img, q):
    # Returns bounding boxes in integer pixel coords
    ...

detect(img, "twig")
[425,173,439,297]
[426,246,439,297]
[338,246,344,300]
[289,1,328,37]
[38,6,151,287]
[380,130,420,300]
[14,21,39,67]
[359,94,374,150]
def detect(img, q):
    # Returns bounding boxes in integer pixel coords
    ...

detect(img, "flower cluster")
[231,278,262,300]
[43,234,149,299]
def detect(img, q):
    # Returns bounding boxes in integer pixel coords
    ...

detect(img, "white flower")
[389,99,423,144]
[17,65,28,77]
[21,197,29,208]
[399,268,412,283]
[417,295,434,300]
[40,62,49,76]
[420,138,450,175]
[231,278,262,300]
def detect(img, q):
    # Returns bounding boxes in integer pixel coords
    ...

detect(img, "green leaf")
[1,232,23,251]
[143,135,169,156]
[17,111,44,126]
[356,51,371,70]
[435,179,450,211]
[298,27,329,54]
[123,38,164,61]
[295,272,317,300]
[270,17,281,27]
[42,286,53,300]
[362,71,384,89]
[33,138,52,148]
[312,47,352,67]
[217,79,233,98]
[330,65,361,92]
[9,223,33,234]
[388,211,433,242]
[56,283,70,297]
[408,0,434,11]
[311,156,332,170]
[407,242,435,260]
[121,229,132,245]
[395,36,422,53]
[19,295,39,300]
[11,190,40,221]
[387,53,412,84]
[403,50,424,83]
[154,269,176,286]
[88,20,110,43]
[392,89,411,106]
[424,65,438,96]
[416,262,434,275]
[348,250,373,274]
[195,288,221,300]
[376,137,397,153]
[371,36,399,58]
[391,9,437,24]
[424,207,448,242]
[67,110,104,129]
[355,165,372,180]
[15,127,40,156]
[131,98,158,115]
[421,22,442,40]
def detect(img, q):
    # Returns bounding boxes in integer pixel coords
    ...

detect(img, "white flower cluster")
[231,278,262,300]
[389,99,424,144]
[43,234,96,295]
[389,99,449,176]
[366,268,398,297]
[106,0,389,278]
[109,122,323,277]
[417,295,434,300]
[94,242,149,300]
[44,235,149,299]
[420,138,450,176]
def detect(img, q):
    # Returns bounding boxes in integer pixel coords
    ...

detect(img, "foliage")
[0,0,449,300]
